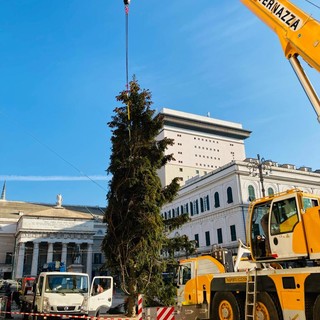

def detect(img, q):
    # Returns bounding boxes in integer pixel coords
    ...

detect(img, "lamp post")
[247,154,272,197]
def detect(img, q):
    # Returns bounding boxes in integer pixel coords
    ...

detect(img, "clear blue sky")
[0,0,319,207]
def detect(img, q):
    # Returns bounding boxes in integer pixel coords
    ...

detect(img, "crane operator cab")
[248,189,320,263]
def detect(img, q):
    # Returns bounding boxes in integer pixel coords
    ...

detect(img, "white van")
[33,272,113,319]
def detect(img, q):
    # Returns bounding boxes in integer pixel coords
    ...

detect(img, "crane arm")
[241,0,320,121]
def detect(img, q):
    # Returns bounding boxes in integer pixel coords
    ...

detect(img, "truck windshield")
[45,275,88,294]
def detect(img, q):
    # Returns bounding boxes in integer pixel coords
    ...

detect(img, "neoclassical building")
[0,194,106,280]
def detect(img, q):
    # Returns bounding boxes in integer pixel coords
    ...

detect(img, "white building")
[0,193,106,279]
[161,159,320,254]
[157,108,251,187]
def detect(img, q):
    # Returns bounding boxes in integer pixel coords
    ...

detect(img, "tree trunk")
[127,295,136,317]
[126,275,137,317]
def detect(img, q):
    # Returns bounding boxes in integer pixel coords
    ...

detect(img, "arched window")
[200,198,204,212]
[205,195,210,211]
[227,187,233,204]
[214,192,220,208]
[248,185,256,201]
[268,187,274,196]
[190,202,194,216]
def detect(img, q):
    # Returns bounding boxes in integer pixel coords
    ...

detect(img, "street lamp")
[247,154,272,197]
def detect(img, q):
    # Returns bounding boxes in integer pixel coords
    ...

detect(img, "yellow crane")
[175,189,320,320]
[241,0,320,122]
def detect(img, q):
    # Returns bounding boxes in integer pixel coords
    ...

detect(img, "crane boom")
[241,0,320,122]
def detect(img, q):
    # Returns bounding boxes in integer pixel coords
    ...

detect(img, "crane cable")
[124,1,130,118]
[124,0,131,140]
[304,0,320,10]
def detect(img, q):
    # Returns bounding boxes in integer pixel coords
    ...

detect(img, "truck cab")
[248,189,320,263]
[34,272,113,318]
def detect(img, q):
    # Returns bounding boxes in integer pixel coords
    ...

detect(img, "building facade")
[0,196,105,280]
[161,158,320,255]
[157,108,251,186]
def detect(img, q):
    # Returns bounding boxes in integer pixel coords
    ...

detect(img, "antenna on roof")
[1,181,6,201]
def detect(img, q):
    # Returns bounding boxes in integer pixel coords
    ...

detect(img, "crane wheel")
[255,292,280,320]
[313,295,320,320]
[211,292,242,320]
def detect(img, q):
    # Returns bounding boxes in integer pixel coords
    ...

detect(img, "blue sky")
[0,0,319,207]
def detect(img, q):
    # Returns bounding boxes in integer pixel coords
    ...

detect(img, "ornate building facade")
[0,195,105,280]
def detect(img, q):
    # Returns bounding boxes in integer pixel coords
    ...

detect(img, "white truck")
[32,272,113,319]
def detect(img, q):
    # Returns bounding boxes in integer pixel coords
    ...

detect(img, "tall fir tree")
[103,79,187,315]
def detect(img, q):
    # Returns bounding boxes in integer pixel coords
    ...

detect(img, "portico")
[14,208,95,278]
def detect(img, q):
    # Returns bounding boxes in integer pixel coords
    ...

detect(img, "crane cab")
[248,189,320,263]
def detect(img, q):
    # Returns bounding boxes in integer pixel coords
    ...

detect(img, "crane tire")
[255,292,281,320]
[313,295,320,320]
[211,292,242,320]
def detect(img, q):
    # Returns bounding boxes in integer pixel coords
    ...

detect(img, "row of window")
[194,146,220,152]
[196,163,219,168]
[163,187,234,220]
[194,224,237,247]
[163,195,211,219]
[193,137,220,143]
[248,185,274,201]
[195,155,221,160]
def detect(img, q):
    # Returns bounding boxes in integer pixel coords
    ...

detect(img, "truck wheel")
[212,292,242,320]
[255,292,280,320]
[313,295,320,320]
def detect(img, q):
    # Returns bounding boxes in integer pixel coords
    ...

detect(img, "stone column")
[86,243,93,281]
[47,242,54,263]
[15,242,25,278]
[31,242,39,276]
[61,243,67,265]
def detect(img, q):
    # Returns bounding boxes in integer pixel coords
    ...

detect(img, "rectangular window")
[217,228,223,244]
[200,198,204,212]
[230,225,237,241]
[93,253,102,264]
[5,252,12,264]
[195,200,199,214]
[190,202,194,216]
[194,234,199,248]
[205,231,210,246]
[205,195,210,210]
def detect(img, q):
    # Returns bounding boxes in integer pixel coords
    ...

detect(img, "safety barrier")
[144,307,175,320]
[0,296,7,319]
[0,309,136,320]
[137,294,143,320]
[0,292,176,320]
[156,307,174,320]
